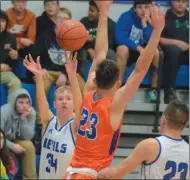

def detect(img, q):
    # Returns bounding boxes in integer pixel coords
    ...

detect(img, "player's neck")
[96,88,114,99]
[56,112,74,129]
[163,129,182,139]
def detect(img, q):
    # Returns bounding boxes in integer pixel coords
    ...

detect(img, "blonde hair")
[58,7,72,19]
[54,85,72,99]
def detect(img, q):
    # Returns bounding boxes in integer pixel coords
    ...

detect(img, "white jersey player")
[98,100,189,180]
[39,116,75,179]
[24,55,81,179]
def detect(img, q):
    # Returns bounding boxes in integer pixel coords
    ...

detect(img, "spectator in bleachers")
[115,0,160,102]
[30,7,85,124]
[79,0,116,64]
[0,129,16,180]
[0,10,21,97]
[0,88,37,179]
[160,0,189,104]
[36,0,60,38]
[6,0,36,58]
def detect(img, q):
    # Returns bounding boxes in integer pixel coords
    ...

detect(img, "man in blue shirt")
[115,0,160,102]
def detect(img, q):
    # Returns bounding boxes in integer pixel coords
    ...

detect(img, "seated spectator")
[0,10,21,98]
[0,88,37,179]
[160,0,189,104]
[6,0,36,58]
[36,0,60,38]
[116,0,160,102]
[79,0,116,64]
[30,8,85,124]
[0,129,16,180]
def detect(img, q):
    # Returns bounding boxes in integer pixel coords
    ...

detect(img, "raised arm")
[83,0,113,94]
[23,55,53,133]
[98,138,159,179]
[110,4,166,130]
[65,52,82,133]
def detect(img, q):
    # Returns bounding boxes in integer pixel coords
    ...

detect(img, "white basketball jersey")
[141,135,189,179]
[39,117,75,179]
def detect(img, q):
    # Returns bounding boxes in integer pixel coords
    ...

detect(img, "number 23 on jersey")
[78,108,99,140]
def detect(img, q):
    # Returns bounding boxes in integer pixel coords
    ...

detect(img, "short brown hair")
[163,100,189,130]
[43,0,59,5]
[58,7,72,19]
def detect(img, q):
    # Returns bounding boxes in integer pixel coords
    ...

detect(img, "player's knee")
[116,45,129,62]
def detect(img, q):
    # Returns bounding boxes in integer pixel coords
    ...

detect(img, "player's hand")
[95,0,113,14]
[65,51,78,76]
[98,167,117,179]
[21,107,32,120]
[150,3,166,32]
[13,144,26,154]
[24,54,43,77]
[174,40,189,51]
[0,64,12,72]
[9,48,18,60]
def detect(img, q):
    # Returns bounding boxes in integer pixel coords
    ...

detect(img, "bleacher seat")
[15,57,27,79]
[84,61,189,88]
[0,84,8,106]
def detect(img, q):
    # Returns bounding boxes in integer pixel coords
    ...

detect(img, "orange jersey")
[70,91,122,171]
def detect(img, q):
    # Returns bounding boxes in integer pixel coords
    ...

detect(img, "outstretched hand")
[23,54,42,76]
[65,51,78,76]
[95,0,113,13]
[149,3,166,32]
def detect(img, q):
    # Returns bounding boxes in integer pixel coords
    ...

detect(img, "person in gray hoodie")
[0,88,37,179]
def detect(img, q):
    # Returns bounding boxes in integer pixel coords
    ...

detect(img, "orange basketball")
[56,19,87,51]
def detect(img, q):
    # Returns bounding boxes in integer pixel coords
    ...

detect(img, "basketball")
[56,19,87,51]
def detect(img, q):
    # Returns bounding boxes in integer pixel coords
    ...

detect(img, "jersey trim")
[42,116,55,137]
[163,135,183,141]
[144,138,162,166]
[92,92,102,102]
[55,117,75,131]
[69,123,76,146]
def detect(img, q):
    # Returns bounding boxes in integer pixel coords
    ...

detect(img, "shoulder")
[80,17,88,23]
[5,8,13,15]
[138,138,160,151]
[25,9,36,19]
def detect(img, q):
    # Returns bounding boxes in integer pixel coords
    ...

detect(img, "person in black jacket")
[160,0,189,104]
[0,10,21,96]
[78,0,116,70]
[36,0,60,38]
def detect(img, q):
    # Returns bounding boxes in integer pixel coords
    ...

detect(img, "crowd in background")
[0,0,189,179]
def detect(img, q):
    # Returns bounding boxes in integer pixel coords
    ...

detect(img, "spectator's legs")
[162,46,182,103]
[148,49,160,103]
[107,49,116,60]
[15,140,36,179]
[116,45,129,81]
[1,71,21,99]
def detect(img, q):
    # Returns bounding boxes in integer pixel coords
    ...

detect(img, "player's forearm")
[35,75,50,121]
[94,12,109,63]
[68,74,82,130]
[135,30,161,72]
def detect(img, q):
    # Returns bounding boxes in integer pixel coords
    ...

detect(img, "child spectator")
[0,10,21,97]
[160,0,189,104]
[0,129,16,180]
[115,0,160,102]
[6,0,36,57]
[0,89,37,179]
[36,0,60,38]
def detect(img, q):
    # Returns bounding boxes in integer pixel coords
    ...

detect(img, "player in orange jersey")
[64,0,165,179]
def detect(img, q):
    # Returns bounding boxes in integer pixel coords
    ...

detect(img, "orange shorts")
[64,172,95,179]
